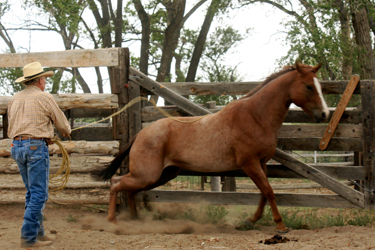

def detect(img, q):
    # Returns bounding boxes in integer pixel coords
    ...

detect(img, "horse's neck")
[244,75,293,128]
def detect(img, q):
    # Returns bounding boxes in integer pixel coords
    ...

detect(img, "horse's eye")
[306,85,313,91]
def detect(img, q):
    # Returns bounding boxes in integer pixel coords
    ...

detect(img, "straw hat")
[15,62,54,83]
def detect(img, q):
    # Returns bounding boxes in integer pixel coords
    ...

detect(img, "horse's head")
[290,61,329,123]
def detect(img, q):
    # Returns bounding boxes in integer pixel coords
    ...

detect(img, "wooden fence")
[0,48,373,211]
[0,48,133,206]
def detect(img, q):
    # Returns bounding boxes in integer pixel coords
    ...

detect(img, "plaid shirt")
[7,85,71,139]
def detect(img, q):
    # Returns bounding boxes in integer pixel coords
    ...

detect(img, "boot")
[37,234,56,241]
[21,240,53,248]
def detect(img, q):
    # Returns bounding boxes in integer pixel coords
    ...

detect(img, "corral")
[0,48,374,249]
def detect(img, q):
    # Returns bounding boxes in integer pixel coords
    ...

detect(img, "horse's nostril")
[322,112,326,118]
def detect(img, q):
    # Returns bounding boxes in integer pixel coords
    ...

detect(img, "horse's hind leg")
[249,162,268,224]
[242,163,289,233]
[107,164,168,223]
[107,173,152,223]
[142,166,181,211]
[108,176,123,224]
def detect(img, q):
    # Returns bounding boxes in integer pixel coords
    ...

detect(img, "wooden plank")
[272,149,364,208]
[142,106,362,124]
[236,181,353,190]
[139,190,360,208]
[0,182,109,190]
[70,127,113,141]
[280,124,361,138]
[0,139,118,157]
[129,68,210,116]
[320,75,360,150]
[361,80,375,209]
[69,109,113,118]
[0,155,364,180]
[285,107,361,123]
[160,81,361,96]
[0,94,118,115]
[2,114,8,139]
[0,199,109,205]
[179,164,364,180]
[277,138,362,151]
[0,48,120,68]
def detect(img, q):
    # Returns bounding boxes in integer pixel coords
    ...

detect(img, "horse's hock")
[0,48,373,211]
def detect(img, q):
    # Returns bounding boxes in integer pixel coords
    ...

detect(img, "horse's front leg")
[128,191,138,219]
[242,163,289,233]
[249,162,268,224]
[108,176,123,224]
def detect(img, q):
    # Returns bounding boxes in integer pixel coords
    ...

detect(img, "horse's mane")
[240,65,297,99]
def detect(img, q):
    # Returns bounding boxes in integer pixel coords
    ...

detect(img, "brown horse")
[93,61,329,233]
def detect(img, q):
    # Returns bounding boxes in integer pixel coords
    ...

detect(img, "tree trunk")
[133,0,150,75]
[351,0,375,79]
[156,0,186,83]
[336,0,352,79]
[185,0,219,82]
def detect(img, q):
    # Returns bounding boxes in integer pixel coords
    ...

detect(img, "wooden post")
[206,101,221,192]
[361,80,375,209]
[3,114,8,139]
[110,48,131,212]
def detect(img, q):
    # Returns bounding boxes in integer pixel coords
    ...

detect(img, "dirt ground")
[1,203,375,250]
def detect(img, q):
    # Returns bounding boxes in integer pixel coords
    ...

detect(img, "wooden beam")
[0,155,364,180]
[320,75,360,150]
[272,149,364,208]
[361,80,375,209]
[277,138,362,151]
[236,181,353,190]
[0,48,120,68]
[69,109,113,118]
[139,190,361,209]
[158,80,361,96]
[0,199,109,205]
[0,94,119,115]
[0,182,109,190]
[142,106,362,124]
[129,68,210,116]
[70,127,113,141]
[0,139,119,157]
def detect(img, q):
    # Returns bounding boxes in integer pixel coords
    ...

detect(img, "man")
[8,62,71,248]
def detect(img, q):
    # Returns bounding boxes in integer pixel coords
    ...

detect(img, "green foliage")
[0,68,24,95]
[66,214,77,222]
[205,205,229,224]
[235,207,375,230]
[25,0,84,35]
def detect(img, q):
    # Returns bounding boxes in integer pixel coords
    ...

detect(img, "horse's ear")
[313,63,322,72]
[295,59,305,74]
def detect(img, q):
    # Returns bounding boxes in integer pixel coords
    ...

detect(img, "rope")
[49,96,209,193]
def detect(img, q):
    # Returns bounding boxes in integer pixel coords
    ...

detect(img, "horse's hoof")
[108,218,118,225]
[235,220,256,231]
[275,227,290,234]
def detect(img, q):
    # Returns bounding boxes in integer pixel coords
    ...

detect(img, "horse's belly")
[166,152,238,173]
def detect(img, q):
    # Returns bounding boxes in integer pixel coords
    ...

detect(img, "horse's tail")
[91,134,138,181]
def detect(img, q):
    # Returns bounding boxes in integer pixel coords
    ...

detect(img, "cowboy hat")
[15,62,54,83]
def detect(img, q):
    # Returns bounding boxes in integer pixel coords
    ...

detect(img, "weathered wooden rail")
[1,48,374,211]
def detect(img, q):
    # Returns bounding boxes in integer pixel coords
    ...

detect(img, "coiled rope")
[49,96,209,193]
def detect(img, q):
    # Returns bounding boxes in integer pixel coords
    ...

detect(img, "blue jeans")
[11,138,49,246]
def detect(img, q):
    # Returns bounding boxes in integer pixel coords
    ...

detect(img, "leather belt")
[13,136,48,141]
[13,136,54,145]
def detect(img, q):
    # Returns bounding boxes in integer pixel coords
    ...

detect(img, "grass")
[66,214,77,223]
[141,203,375,230]
[233,206,375,230]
